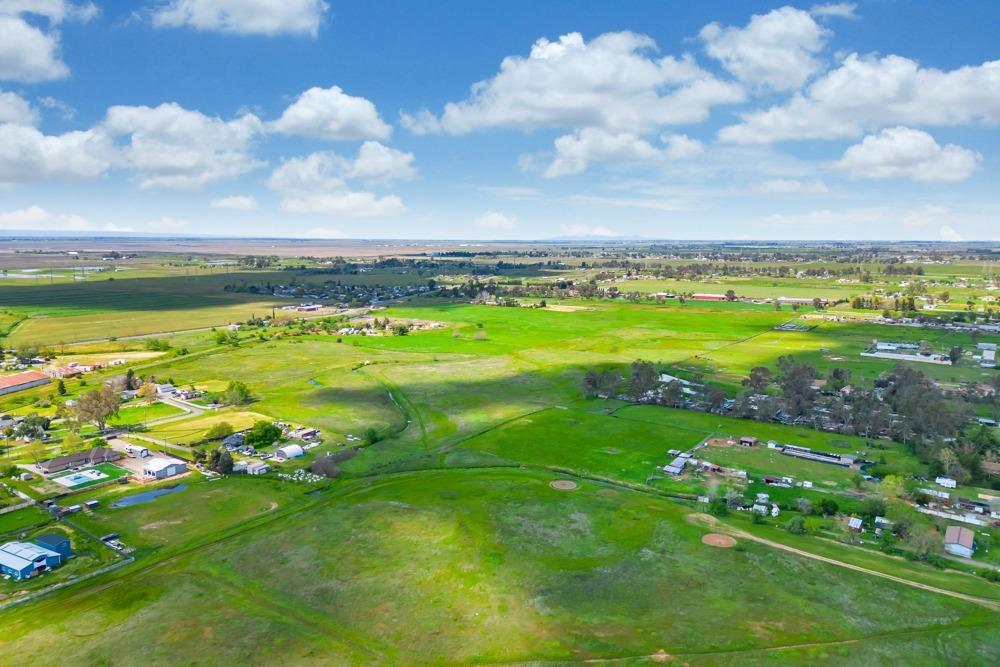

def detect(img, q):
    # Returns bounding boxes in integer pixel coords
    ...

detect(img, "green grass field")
[2,267,1000,664]
[1,470,997,664]
[108,401,187,427]
[1,271,299,345]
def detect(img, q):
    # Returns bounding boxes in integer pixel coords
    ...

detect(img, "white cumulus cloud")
[542,128,704,177]
[0,14,68,81]
[270,85,391,140]
[101,102,265,189]
[0,2,95,81]
[720,54,1000,143]
[700,6,830,91]
[0,122,114,184]
[402,31,743,135]
[0,88,37,124]
[831,126,980,182]
[151,0,328,37]
[267,145,411,218]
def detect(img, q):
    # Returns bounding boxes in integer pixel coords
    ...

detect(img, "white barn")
[142,457,187,480]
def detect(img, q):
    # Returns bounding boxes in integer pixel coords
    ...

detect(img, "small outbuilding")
[246,462,270,476]
[739,436,758,447]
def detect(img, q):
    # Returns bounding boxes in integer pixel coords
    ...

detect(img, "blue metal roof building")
[0,541,62,581]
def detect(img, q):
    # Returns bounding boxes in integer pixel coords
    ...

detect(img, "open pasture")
[138,338,419,440]
[144,410,273,445]
[686,318,1000,390]
[1,469,997,665]
[68,476,306,556]
[1,271,300,345]
[457,406,706,483]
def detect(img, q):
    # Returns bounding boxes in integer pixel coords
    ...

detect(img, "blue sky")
[1,1,999,240]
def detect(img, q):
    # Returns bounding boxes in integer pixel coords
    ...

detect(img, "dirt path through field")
[728,528,1000,611]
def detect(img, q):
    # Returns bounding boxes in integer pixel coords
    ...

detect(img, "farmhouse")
[142,457,188,480]
[0,370,50,396]
[943,526,976,558]
[38,447,121,475]
[275,444,305,461]
[0,541,62,580]
[663,456,687,475]
[288,427,320,441]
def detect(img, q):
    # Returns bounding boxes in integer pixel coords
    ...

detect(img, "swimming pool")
[52,469,108,488]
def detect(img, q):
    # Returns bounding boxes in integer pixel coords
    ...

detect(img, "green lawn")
[49,463,131,490]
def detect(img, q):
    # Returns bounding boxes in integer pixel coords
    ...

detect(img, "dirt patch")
[602,447,622,454]
[266,501,278,511]
[702,533,737,548]
[550,480,579,491]
[706,437,734,448]
[142,520,183,530]
[686,512,718,527]
[545,304,591,312]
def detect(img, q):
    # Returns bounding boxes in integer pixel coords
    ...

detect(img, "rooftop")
[0,370,49,391]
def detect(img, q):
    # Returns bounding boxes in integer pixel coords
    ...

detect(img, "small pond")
[111,483,188,508]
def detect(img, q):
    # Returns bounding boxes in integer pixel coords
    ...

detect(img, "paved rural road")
[730,528,1000,611]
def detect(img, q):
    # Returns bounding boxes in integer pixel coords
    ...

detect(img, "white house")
[274,444,305,461]
[142,457,187,480]
[944,526,975,558]
[935,476,958,489]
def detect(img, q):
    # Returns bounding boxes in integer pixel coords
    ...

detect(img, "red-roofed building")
[0,371,50,396]
[944,526,976,558]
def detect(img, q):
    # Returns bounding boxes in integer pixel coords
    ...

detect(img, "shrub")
[204,422,234,440]
[311,456,341,478]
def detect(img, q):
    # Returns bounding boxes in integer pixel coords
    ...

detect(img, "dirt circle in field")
[702,533,737,548]
[550,480,579,491]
